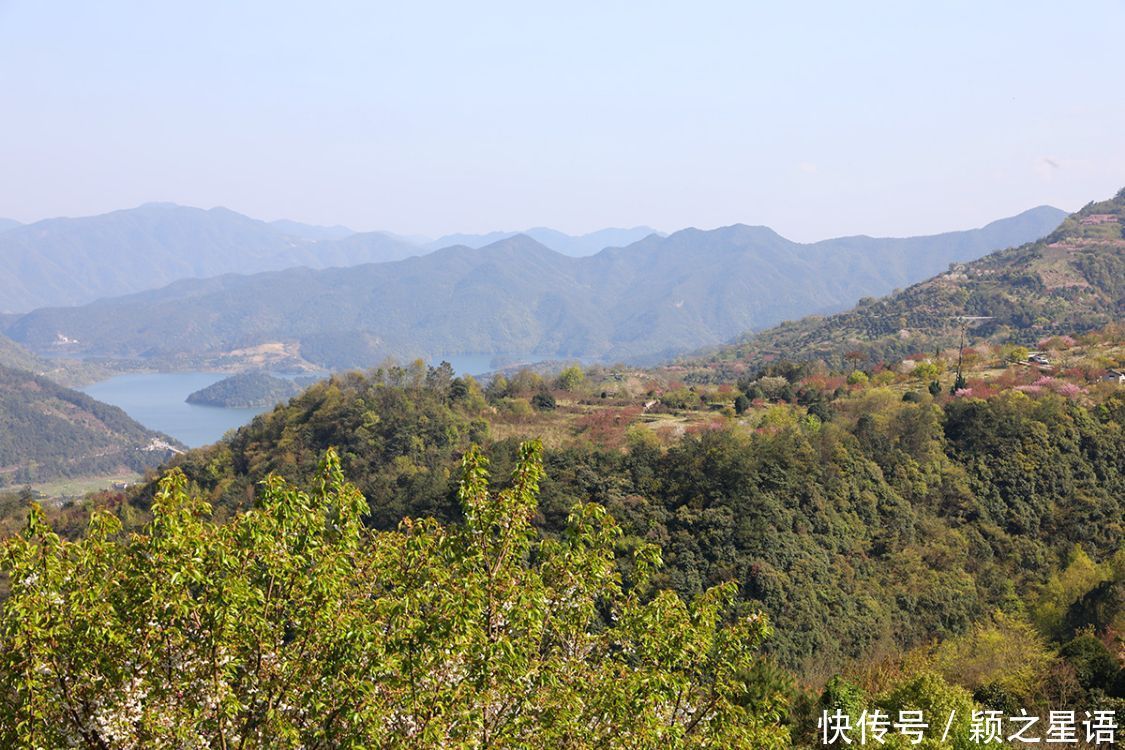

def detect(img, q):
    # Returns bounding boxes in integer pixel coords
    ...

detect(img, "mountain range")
[691,188,1125,370]
[0,205,663,312]
[3,205,1068,370]
[266,219,357,241]
[426,226,661,256]
[0,204,423,312]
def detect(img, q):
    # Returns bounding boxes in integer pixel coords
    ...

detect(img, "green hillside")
[131,354,1124,678]
[4,331,1123,741]
[695,188,1125,372]
[0,364,182,486]
[185,371,301,408]
[0,333,44,373]
[0,332,124,387]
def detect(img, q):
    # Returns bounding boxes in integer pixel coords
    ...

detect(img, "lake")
[81,372,268,448]
[77,357,512,449]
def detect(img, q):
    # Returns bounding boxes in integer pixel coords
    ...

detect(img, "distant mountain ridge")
[266,219,356,241]
[0,204,424,312]
[427,226,662,256]
[0,205,668,311]
[4,205,1068,370]
[690,189,1124,369]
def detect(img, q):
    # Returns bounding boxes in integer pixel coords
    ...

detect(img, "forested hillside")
[185,371,302,408]
[6,207,1065,369]
[0,333,44,374]
[3,330,1123,744]
[0,332,125,387]
[695,188,1125,372]
[0,364,181,485]
[135,349,1124,685]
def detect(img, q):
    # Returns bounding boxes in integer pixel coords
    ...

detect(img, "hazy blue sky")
[1,1,1123,240]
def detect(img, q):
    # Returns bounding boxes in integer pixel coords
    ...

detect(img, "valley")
[3,6,1123,744]
[1,191,1122,748]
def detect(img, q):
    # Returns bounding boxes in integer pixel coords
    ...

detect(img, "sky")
[1,1,1123,241]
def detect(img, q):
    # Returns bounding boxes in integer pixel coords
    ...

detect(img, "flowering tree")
[0,441,789,749]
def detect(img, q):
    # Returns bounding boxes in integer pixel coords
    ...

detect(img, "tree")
[554,365,585,391]
[531,389,557,411]
[807,400,834,422]
[1059,635,1121,694]
[0,443,789,748]
[449,376,471,401]
[911,361,942,381]
[1004,345,1030,364]
[927,612,1056,707]
[425,360,455,397]
[877,672,977,750]
[486,374,510,401]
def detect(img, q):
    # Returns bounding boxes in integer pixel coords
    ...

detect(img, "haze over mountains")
[3,205,1067,370]
[0,204,421,312]
[266,219,357,242]
[692,189,1125,370]
[426,226,661,257]
[0,205,663,312]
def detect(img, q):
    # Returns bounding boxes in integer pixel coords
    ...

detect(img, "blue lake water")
[77,357,515,449]
[81,372,268,448]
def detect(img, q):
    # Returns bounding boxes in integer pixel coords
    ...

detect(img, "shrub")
[531,389,557,411]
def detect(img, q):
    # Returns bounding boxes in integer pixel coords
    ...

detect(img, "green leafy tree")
[911,361,942,381]
[531,389,557,411]
[0,442,788,748]
[1004,345,1030,364]
[554,365,585,391]
[877,673,976,750]
[1059,635,1121,694]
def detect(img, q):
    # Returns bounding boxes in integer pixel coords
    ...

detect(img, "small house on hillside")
[1102,369,1125,385]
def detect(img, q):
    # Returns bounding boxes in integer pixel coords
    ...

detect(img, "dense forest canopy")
[0,443,792,748]
[91,337,1122,728]
[4,360,1123,745]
